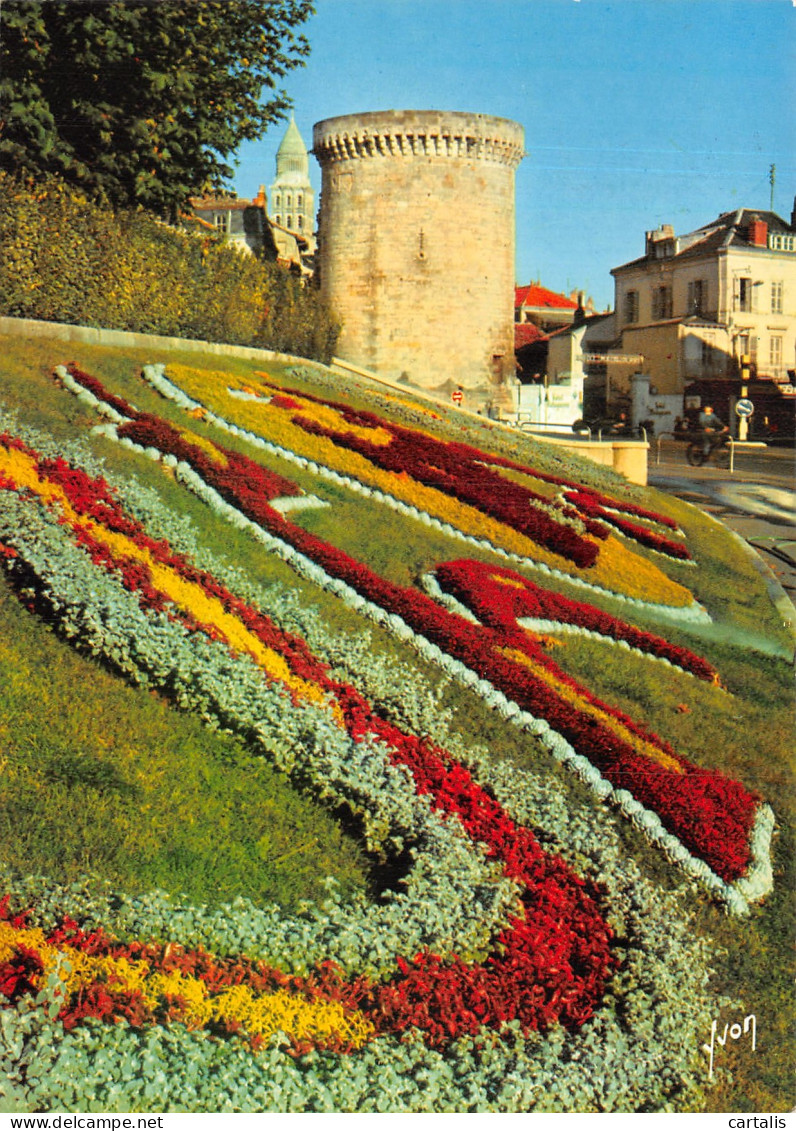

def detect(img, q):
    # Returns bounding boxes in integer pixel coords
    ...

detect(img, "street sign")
[578,350,646,364]
[735,398,754,418]
[451,388,463,405]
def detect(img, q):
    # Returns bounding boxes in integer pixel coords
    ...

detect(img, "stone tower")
[312,109,524,404]
[268,116,315,239]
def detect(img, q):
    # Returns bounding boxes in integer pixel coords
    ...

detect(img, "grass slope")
[0,330,793,1112]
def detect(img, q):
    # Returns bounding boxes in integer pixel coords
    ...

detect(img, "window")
[769,233,795,251]
[770,336,783,369]
[287,215,293,229]
[213,212,229,233]
[701,334,716,371]
[297,194,303,208]
[771,281,784,313]
[274,215,281,226]
[740,333,758,367]
[623,290,639,324]
[298,215,304,230]
[274,194,281,209]
[687,279,707,315]
[652,284,672,320]
[735,277,753,312]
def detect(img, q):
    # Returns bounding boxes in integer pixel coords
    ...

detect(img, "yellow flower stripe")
[174,425,229,466]
[256,375,448,447]
[229,369,394,448]
[0,443,341,722]
[0,923,374,1049]
[363,389,442,419]
[491,573,528,590]
[499,645,686,775]
[0,443,69,508]
[489,464,562,500]
[163,366,694,609]
[267,391,395,448]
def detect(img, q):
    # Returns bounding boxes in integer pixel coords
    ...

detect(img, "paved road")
[648,439,796,615]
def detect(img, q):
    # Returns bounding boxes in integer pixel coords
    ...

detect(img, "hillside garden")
[0,329,793,1113]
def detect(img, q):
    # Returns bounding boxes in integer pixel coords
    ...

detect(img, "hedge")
[0,172,340,363]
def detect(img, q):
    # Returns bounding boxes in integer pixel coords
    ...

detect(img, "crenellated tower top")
[313,108,524,402]
[313,109,525,168]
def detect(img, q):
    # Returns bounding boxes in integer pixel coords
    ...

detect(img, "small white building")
[513,311,616,430]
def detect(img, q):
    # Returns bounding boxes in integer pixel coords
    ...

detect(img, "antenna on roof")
[769,163,776,212]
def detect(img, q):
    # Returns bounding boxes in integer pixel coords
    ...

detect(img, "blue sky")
[233,0,795,310]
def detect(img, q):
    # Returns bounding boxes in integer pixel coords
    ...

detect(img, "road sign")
[452,388,463,405]
[735,398,754,418]
[578,353,645,365]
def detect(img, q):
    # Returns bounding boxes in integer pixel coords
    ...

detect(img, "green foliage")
[0,569,368,913]
[0,174,340,361]
[0,0,313,219]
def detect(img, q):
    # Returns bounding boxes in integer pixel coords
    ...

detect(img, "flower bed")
[131,362,700,612]
[0,429,616,1051]
[54,370,771,903]
[433,559,720,683]
[244,374,692,562]
[0,416,736,1110]
[563,489,692,560]
[0,904,375,1055]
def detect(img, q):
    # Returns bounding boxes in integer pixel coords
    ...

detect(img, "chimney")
[747,215,768,246]
[646,224,675,257]
[253,184,267,208]
[573,291,587,327]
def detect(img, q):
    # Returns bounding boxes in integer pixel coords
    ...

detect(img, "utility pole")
[739,354,751,441]
[769,164,776,212]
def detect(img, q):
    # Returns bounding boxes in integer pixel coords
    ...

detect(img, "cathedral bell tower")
[268,115,315,241]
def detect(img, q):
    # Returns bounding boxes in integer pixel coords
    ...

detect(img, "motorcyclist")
[697,405,728,457]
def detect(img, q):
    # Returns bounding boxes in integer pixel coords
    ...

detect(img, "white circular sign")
[735,398,754,418]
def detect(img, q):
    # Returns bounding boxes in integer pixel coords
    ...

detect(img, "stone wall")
[313,110,524,406]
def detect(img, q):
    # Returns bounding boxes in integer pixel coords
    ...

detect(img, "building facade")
[188,190,276,259]
[313,109,524,404]
[610,206,796,403]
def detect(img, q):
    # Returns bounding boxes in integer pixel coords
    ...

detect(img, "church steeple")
[268,115,314,238]
[276,115,310,178]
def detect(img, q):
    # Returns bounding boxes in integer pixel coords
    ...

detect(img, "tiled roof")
[515,284,578,310]
[189,197,259,212]
[613,207,795,273]
[514,323,548,348]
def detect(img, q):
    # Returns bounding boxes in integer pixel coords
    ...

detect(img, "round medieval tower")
[313,110,524,405]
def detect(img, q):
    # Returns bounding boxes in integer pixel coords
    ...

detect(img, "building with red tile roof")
[515,283,578,314]
[514,283,585,339]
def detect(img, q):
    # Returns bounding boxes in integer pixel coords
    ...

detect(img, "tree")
[0,0,313,219]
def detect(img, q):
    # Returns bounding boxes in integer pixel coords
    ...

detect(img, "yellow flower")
[144,368,696,609]
[0,922,374,1049]
[0,442,343,724]
[499,645,685,775]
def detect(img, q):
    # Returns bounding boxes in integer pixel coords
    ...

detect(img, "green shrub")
[0,172,340,362]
